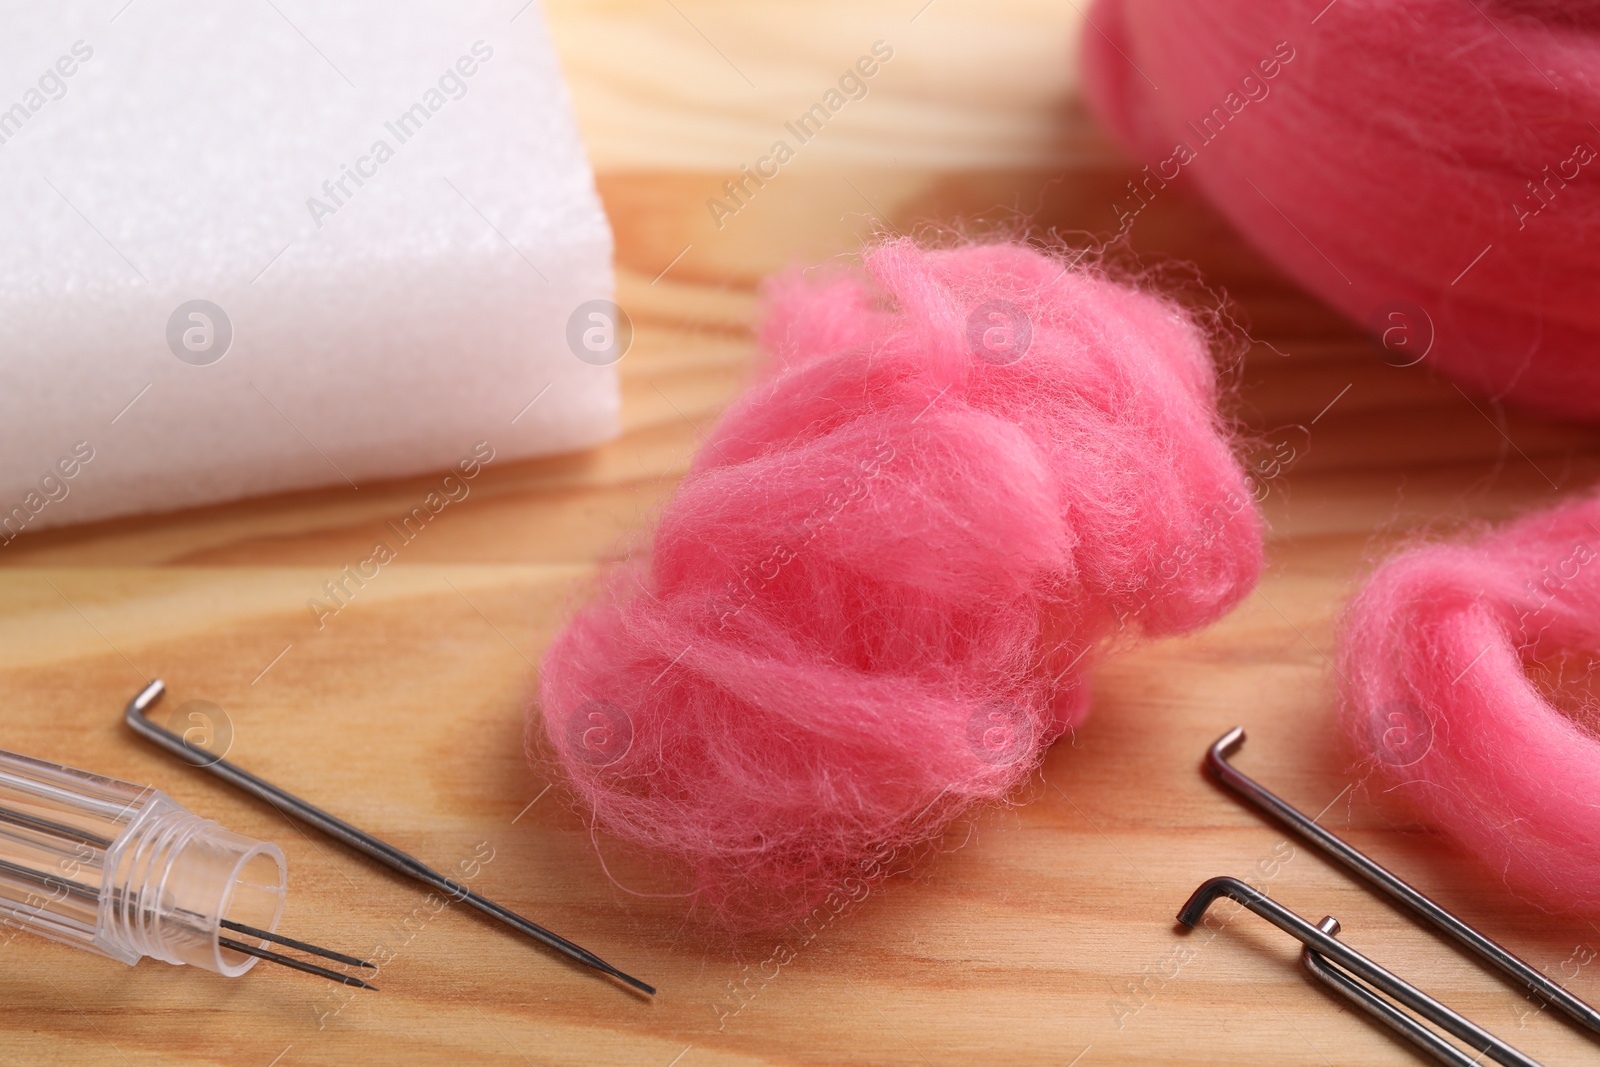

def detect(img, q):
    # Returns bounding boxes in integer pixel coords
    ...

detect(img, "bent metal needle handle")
[125,680,655,996]
[1179,877,1542,1067]
[1205,727,1600,1038]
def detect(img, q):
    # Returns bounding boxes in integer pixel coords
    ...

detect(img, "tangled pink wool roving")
[1341,494,1600,914]
[537,239,1263,924]
[1082,0,1600,419]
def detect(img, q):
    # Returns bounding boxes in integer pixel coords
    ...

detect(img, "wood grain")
[4,2,1600,1064]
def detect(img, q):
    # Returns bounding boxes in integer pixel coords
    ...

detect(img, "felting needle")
[1205,727,1600,1038]
[221,918,378,969]
[1179,877,1543,1067]
[1300,916,1481,1067]
[124,680,656,996]
[218,935,380,991]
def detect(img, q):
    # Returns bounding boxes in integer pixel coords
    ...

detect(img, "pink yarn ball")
[1341,496,1600,914]
[537,239,1263,924]
[1082,0,1600,419]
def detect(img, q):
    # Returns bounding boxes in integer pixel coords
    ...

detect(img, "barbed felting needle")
[125,680,656,997]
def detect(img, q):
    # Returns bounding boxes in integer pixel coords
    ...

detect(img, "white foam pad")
[0,1,616,535]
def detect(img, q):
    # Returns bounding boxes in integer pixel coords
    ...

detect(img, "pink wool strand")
[536,239,1263,924]
[1083,0,1600,419]
[1341,494,1600,914]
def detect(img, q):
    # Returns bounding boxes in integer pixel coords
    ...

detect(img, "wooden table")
[5,2,1599,1063]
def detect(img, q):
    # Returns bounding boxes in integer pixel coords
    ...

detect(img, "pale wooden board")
[3,2,1599,1065]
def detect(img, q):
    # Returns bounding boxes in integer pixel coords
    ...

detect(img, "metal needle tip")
[601,964,656,996]
[126,680,656,997]
[221,919,376,969]
[218,935,378,991]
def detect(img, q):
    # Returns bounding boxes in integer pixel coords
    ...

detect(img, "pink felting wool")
[536,239,1264,925]
[1341,494,1600,914]
[1082,0,1600,419]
